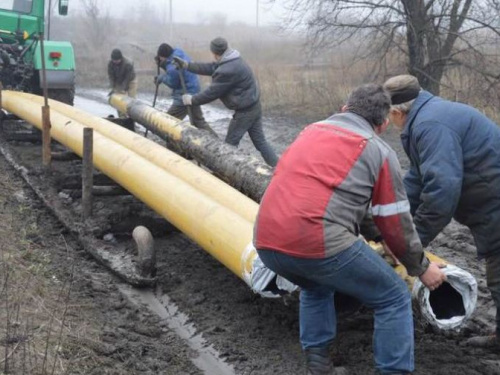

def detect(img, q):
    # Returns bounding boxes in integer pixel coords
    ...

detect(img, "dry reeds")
[0,175,106,374]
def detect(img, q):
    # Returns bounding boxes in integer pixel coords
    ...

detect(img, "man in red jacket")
[254,84,446,375]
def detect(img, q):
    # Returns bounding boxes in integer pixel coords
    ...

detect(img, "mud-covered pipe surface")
[109,94,273,203]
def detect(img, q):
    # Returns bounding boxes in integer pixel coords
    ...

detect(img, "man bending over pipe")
[254,84,446,375]
[154,43,216,136]
[108,48,137,118]
[384,74,500,349]
[173,37,278,167]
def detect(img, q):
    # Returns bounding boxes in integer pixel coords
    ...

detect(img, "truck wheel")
[48,89,75,106]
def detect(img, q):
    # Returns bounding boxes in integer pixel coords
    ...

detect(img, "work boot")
[305,347,348,375]
[464,334,500,349]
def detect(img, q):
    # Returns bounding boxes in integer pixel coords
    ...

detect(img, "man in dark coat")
[384,74,500,348]
[155,43,216,136]
[174,37,278,167]
[108,48,137,117]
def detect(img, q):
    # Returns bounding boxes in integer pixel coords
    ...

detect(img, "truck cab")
[0,0,76,104]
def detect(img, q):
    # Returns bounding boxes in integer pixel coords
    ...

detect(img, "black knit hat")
[383,75,421,105]
[210,37,228,56]
[157,43,174,58]
[111,48,123,60]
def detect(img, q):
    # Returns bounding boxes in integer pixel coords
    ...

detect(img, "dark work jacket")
[108,57,136,92]
[401,90,500,258]
[188,49,259,111]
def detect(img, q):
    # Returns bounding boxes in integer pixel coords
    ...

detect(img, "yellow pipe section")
[107,93,453,285]
[2,91,258,278]
[10,91,258,224]
[1,91,453,296]
[110,93,184,140]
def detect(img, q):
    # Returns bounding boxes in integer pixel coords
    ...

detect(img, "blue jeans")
[486,252,500,336]
[258,240,414,374]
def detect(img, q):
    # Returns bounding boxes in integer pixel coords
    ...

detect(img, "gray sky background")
[72,0,288,27]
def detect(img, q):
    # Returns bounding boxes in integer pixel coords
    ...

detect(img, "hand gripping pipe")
[1,91,477,330]
[370,245,477,331]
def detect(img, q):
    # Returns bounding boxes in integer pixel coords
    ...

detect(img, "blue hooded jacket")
[158,48,200,105]
[401,90,500,258]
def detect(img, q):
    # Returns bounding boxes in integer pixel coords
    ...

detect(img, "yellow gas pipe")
[1,91,450,284]
[1,91,258,279]
[1,92,469,320]
[11,91,258,223]
[109,93,183,140]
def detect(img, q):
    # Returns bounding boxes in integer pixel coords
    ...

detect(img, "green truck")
[0,0,75,104]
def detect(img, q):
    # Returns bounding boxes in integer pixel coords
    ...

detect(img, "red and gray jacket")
[254,112,429,276]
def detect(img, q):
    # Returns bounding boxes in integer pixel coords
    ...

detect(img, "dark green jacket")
[108,58,136,91]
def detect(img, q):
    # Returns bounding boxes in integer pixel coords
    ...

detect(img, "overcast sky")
[72,0,287,27]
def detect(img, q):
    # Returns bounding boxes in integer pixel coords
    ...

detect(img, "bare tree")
[276,0,500,94]
[80,0,113,47]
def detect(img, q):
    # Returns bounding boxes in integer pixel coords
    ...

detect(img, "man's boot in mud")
[464,334,500,349]
[305,347,348,375]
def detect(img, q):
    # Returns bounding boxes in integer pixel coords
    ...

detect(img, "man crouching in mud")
[254,83,446,375]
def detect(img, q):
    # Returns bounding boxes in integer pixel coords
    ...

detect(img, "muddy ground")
[1,91,500,375]
[0,149,203,374]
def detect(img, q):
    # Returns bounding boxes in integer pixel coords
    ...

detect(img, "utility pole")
[169,0,173,41]
[47,0,52,40]
[256,0,259,28]
[162,0,166,27]
[255,0,260,61]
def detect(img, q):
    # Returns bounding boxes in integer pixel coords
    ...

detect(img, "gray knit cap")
[111,48,123,60]
[383,75,421,105]
[210,37,228,56]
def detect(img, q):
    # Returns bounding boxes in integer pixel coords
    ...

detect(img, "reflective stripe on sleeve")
[371,200,410,217]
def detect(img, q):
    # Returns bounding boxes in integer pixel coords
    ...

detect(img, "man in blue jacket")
[155,43,216,136]
[174,37,278,167]
[384,74,500,349]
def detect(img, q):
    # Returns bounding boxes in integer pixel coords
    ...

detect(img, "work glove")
[182,94,193,106]
[172,56,188,70]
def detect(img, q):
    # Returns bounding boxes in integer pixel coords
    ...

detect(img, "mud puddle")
[74,95,113,117]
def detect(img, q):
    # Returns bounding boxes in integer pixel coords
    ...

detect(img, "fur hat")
[383,75,421,105]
